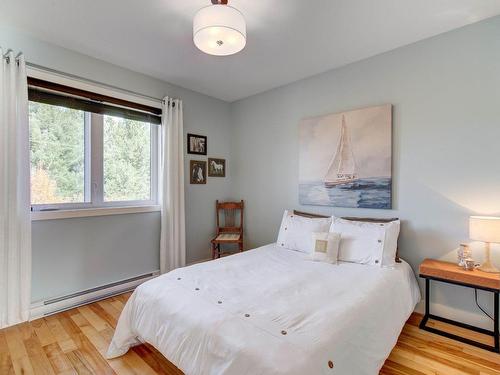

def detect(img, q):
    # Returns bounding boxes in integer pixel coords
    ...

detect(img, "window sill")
[31,205,161,221]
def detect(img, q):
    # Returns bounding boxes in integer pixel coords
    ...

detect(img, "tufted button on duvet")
[281,330,287,335]
[217,301,222,304]
[378,239,382,243]
[244,314,250,317]
[375,260,379,264]
[328,360,334,369]
[177,277,181,280]
[195,288,200,291]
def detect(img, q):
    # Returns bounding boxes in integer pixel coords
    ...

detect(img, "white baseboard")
[414,300,425,315]
[30,271,160,320]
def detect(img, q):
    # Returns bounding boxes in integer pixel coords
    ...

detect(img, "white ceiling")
[2,0,500,102]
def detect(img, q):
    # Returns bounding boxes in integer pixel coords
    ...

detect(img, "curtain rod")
[26,62,165,104]
[2,50,23,63]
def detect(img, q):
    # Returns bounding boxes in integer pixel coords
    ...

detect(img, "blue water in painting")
[299,178,392,209]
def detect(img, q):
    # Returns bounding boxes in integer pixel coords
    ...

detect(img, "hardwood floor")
[0,292,498,374]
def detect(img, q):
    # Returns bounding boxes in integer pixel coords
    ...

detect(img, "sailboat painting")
[299,104,392,209]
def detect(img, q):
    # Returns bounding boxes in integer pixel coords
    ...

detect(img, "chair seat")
[213,233,241,242]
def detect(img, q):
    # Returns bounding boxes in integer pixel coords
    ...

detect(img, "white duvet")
[107,244,420,375]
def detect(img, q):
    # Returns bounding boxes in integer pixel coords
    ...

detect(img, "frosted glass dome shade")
[193,5,246,56]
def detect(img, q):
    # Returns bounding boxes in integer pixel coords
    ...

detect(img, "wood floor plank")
[110,298,126,313]
[11,356,35,375]
[4,326,29,361]
[77,306,110,332]
[31,318,57,347]
[0,330,15,374]
[23,333,56,375]
[88,303,118,328]
[42,343,76,375]
[65,350,95,375]
[1,293,498,375]
[0,355,14,375]
[132,345,182,375]
[0,329,9,351]
[69,333,116,375]
[72,312,138,375]
[97,300,122,323]
[381,359,427,375]
[97,327,158,375]
[401,323,500,368]
[399,333,500,374]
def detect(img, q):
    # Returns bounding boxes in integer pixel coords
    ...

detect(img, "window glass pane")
[29,102,85,204]
[103,115,151,202]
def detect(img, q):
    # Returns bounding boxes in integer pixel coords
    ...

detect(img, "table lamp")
[469,216,500,273]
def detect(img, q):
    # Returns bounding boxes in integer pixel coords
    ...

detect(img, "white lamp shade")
[193,5,246,56]
[469,216,500,243]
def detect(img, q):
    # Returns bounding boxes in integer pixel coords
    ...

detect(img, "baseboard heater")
[30,271,159,320]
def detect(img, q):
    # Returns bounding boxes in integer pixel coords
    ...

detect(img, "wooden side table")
[419,258,499,353]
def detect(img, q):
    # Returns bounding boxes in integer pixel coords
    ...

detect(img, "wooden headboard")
[293,210,401,262]
[293,210,398,223]
[293,210,330,218]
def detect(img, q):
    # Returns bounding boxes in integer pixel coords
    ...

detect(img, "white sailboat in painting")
[324,115,358,187]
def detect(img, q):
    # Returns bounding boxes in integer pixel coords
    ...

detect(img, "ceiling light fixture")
[193,0,246,56]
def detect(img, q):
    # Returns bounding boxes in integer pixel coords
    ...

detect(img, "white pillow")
[380,220,400,267]
[277,210,332,253]
[309,232,341,264]
[331,218,400,266]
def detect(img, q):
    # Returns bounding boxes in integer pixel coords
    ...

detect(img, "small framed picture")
[187,133,207,155]
[190,160,207,184]
[208,158,226,177]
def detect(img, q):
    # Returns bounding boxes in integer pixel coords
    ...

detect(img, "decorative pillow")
[277,210,332,253]
[331,218,400,266]
[309,232,341,264]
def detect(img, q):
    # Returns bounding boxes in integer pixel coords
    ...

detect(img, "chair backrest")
[216,200,244,235]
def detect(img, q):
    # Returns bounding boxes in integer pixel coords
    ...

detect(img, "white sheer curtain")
[0,49,31,329]
[159,97,186,273]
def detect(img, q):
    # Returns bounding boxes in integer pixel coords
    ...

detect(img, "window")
[29,102,87,204]
[103,115,152,202]
[29,78,161,212]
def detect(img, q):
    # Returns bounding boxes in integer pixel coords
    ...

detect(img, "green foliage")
[29,102,152,204]
[29,102,84,203]
[103,115,151,201]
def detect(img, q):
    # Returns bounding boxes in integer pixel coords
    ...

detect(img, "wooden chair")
[211,200,244,259]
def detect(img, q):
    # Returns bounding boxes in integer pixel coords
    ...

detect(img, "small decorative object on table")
[463,257,475,271]
[457,243,471,267]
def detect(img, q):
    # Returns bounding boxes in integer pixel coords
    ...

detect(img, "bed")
[107,243,420,375]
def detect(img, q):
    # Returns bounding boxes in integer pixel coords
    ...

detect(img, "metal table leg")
[419,278,430,329]
[495,291,499,352]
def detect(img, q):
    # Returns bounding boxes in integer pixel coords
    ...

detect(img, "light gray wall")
[230,16,500,328]
[31,212,160,301]
[1,28,234,302]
